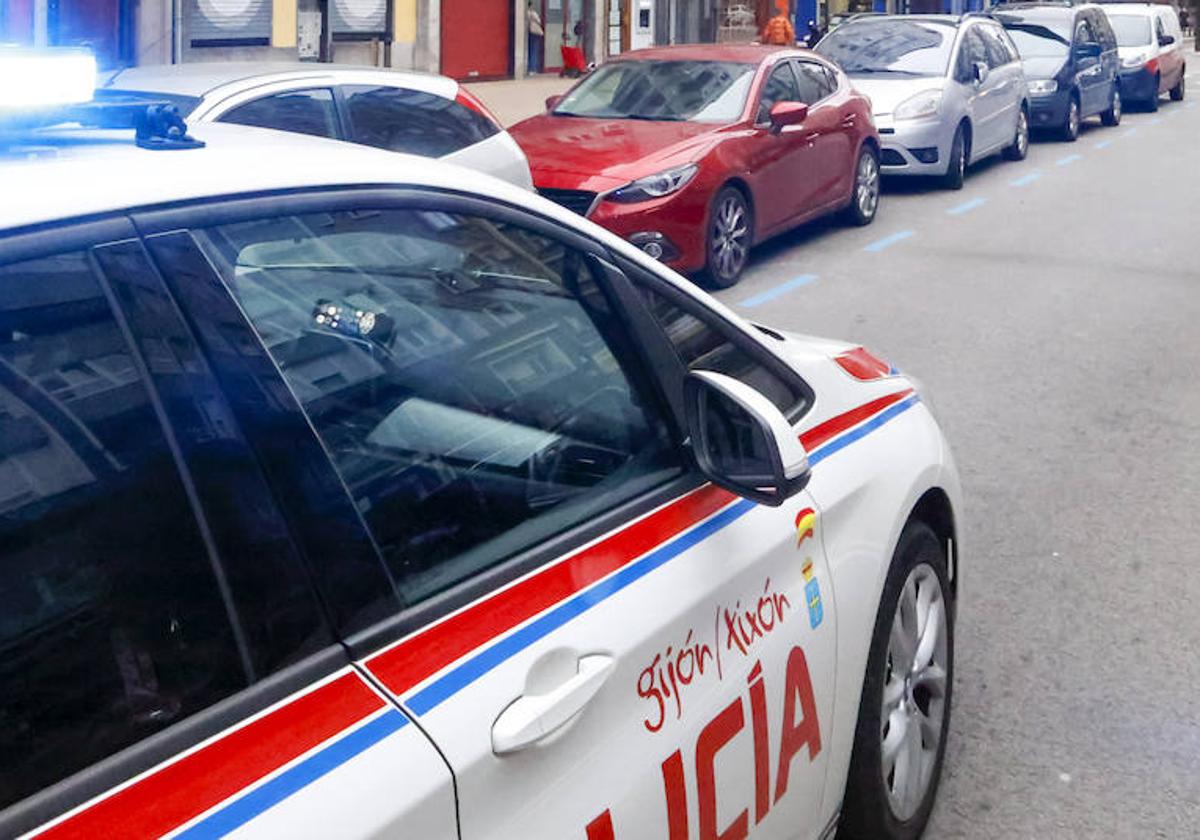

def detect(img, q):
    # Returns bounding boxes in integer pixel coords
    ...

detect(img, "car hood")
[509,114,725,192]
[1021,56,1068,80]
[847,75,947,116]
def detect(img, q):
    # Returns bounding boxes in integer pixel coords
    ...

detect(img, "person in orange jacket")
[761,0,796,46]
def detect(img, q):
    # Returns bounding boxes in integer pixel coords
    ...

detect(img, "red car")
[510,44,881,287]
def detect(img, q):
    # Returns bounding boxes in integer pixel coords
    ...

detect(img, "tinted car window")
[218,88,340,139]
[1087,11,1116,50]
[795,61,835,103]
[342,85,499,158]
[192,209,683,606]
[0,250,249,809]
[758,62,802,122]
[978,25,1014,68]
[636,284,807,417]
[818,19,957,77]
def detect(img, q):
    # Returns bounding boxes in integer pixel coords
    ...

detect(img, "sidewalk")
[465,75,576,127]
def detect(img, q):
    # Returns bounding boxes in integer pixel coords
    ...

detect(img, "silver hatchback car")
[818,14,1030,189]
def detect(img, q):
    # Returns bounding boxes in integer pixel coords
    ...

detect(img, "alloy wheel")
[1113,90,1122,122]
[1017,110,1029,157]
[856,151,880,220]
[710,192,749,284]
[1066,100,1080,140]
[880,562,949,822]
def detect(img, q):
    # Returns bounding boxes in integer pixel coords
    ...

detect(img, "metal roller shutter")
[331,0,387,33]
[189,0,272,44]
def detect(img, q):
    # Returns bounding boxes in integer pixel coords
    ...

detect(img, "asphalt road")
[713,89,1200,838]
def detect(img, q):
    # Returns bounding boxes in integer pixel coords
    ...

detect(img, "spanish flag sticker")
[795,507,817,547]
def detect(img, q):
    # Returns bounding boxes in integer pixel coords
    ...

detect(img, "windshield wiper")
[848,68,926,76]
[617,113,687,121]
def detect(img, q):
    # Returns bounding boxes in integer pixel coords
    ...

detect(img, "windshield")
[553,60,757,122]
[1000,20,1071,59]
[1107,15,1152,47]
[816,19,957,77]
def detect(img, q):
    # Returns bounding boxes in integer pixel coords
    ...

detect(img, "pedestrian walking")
[761,0,796,46]
[1179,5,1190,37]
[527,1,544,74]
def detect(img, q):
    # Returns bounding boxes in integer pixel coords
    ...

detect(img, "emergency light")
[0,48,97,110]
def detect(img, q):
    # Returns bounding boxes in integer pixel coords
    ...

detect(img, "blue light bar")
[0,48,97,109]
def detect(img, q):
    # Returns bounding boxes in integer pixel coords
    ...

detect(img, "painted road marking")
[947,197,987,216]
[1010,171,1043,187]
[1149,117,1162,125]
[863,231,914,253]
[739,274,818,307]
[1094,140,1113,149]
[1124,127,1139,137]
[1187,102,1197,109]
[1056,154,1082,166]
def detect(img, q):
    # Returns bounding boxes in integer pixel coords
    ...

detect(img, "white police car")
[1,49,961,840]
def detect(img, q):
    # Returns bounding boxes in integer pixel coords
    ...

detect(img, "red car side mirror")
[546,94,564,112]
[769,101,809,132]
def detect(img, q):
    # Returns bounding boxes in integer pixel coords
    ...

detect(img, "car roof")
[0,122,531,232]
[1101,2,1165,13]
[995,4,1081,19]
[838,14,962,27]
[612,43,799,63]
[99,62,456,99]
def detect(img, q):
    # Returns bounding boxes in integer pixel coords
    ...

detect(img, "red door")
[441,0,512,80]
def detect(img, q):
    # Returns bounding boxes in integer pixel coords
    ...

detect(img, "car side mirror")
[546,94,564,112]
[683,370,810,507]
[768,101,809,133]
[972,61,989,84]
[1075,42,1102,59]
[1159,34,1176,46]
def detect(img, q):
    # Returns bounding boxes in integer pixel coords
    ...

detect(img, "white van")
[1102,2,1187,109]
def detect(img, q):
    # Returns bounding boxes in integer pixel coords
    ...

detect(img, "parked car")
[1100,2,1186,110]
[996,4,1122,139]
[508,45,882,288]
[3,49,963,840]
[97,62,534,188]
[817,14,1030,190]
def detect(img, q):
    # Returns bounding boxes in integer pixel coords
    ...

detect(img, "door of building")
[441,0,512,80]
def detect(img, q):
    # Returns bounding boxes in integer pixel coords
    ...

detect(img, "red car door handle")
[841,116,856,128]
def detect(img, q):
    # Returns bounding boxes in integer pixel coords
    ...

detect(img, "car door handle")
[841,115,856,128]
[491,654,614,755]
[804,131,821,145]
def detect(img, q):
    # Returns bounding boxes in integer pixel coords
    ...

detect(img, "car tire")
[837,521,955,840]
[1147,77,1160,111]
[939,126,966,191]
[843,145,880,226]
[1061,95,1080,141]
[1170,73,1185,101]
[1101,86,1122,126]
[702,186,753,289]
[1003,106,1029,161]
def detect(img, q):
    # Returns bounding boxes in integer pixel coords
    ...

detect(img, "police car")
[1,49,962,840]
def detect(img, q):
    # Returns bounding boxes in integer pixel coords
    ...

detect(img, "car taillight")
[1146,57,1160,75]
[834,346,895,381]
[456,88,502,127]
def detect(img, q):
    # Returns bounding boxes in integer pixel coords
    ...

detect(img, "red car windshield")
[553,60,758,123]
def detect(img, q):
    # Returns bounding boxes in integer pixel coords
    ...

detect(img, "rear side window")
[191,209,682,607]
[636,283,808,418]
[0,250,250,808]
[794,61,836,103]
[219,87,340,139]
[342,85,500,158]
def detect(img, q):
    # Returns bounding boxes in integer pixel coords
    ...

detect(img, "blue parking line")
[1124,127,1139,137]
[864,230,914,252]
[947,197,987,216]
[1010,171,1042,187]
[1056,154,1082,166]
[1094,139,1113,149]
[1149,117,1162,125]
[1187,102,1197,109]
[739,274,817,307]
